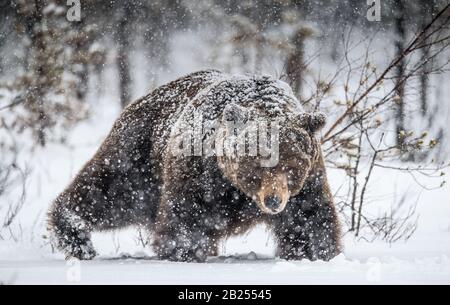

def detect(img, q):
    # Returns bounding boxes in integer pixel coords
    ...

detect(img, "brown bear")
[48,70,341,262]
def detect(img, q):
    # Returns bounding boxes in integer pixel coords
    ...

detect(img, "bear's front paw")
[157,247,208,263]
[278,248,307,261]
[306,248,339,262]
[63,240,97,261]
[153,237,208,262]
[278,246,337,262]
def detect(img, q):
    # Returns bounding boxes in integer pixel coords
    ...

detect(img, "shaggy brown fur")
[48,70,341,261]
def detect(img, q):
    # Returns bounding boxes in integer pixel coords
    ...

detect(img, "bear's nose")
[264,195,281,212]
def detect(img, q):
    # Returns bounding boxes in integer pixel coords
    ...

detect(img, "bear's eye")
[281,165,294,173]
[285,158,305,170]
[248,173,261,185]
[286,167,299,177]
[237,169,261,187]
[288,179,296,187]
[301,136,313,155]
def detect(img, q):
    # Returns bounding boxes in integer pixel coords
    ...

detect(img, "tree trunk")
[74,21,90,102]
[285,28,311,102]
[27,0,47,146]
[419,48,430,116]
[117,4,132,108]
[419,0,433,116]
[254,33,264,74]
[394,0,407,150]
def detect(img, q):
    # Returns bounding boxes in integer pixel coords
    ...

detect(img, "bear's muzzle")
[256,173,290,215]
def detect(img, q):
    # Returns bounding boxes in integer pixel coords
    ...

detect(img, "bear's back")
[109,70,302,159]
[193,73,302,121]
[107,70,223,158]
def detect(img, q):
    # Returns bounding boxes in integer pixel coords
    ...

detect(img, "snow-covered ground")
[1,227,450,284]
[1,230,450,284]
[0,88,449,285]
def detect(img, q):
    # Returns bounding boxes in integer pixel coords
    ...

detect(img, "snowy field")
[1,229,450,285]
[0,91,449,285]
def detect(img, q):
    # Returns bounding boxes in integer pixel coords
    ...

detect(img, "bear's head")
[217,104,326,215]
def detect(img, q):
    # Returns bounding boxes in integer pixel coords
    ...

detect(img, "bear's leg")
[273,203,341,261]
[153,216,219,262]
[273,155,341,261]
[152,186,219,263]
[152,156,222,262]
[48,204,97,260]
[207,242,219,257]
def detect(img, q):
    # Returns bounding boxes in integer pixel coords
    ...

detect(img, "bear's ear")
[299,112,327,133]
[223,103,249,123]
